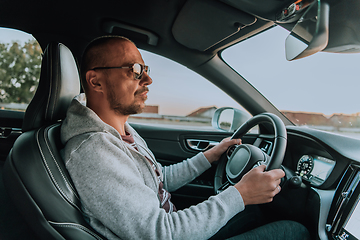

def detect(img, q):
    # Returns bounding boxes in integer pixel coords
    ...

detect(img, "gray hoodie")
[61,94,244,240]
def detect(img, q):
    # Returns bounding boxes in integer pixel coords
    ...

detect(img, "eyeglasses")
[91,63,150,80]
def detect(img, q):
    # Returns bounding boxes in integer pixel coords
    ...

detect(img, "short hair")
[80,36,133,93]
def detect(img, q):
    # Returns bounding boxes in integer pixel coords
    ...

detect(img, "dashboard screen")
[312,156,335,181]
[339,195,360,240]
[337,171,360,240]
[297,155,335,185]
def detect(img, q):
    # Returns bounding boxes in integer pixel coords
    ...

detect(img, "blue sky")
[0,28,33,44]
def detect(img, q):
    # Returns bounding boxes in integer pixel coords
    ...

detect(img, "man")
[61,36,309,239]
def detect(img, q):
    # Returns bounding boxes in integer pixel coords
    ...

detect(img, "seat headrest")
[22,42,80,132]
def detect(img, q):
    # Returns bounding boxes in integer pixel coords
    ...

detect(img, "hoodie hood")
[61,94,153,162]
[61,94,121,145]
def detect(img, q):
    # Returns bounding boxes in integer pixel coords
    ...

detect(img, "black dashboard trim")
[287,126,360,163]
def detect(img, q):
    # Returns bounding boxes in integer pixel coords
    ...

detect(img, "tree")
[0,40,42,103]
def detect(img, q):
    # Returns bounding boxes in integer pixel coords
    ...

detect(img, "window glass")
[0,27,42,111]
[128,50,249,130]
[222,26,360,139]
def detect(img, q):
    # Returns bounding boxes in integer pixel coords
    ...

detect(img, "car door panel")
[0,111,40,239]
[0,110,23,161]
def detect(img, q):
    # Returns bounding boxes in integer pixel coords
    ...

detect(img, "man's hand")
[235,164,285,205]
[203,137,241,164]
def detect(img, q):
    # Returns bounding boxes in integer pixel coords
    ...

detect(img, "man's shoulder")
[63,131,129,165]
[66,130,124,149]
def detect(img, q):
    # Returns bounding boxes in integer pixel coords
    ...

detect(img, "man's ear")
[86,70,103,92]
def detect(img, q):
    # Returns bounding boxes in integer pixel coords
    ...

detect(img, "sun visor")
[172,0,256,51]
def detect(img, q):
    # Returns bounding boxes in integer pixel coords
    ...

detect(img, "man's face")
[103,41,152,116]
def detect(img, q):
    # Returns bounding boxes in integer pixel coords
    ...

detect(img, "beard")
[106,81,148,116]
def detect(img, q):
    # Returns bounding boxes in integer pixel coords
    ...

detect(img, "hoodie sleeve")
[161,152,212,192]
[64,132,244,240]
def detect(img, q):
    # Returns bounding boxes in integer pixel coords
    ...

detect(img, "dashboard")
[285,128,360,240]
[254,126,360,240]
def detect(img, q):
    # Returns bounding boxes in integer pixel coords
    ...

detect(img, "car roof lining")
[0,0,281,64]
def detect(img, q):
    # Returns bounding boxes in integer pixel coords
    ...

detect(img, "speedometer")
[297,155,314,179]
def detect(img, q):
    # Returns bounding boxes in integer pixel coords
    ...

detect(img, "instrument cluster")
[296,154,336,186]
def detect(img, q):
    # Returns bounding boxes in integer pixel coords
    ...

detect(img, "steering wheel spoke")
[216,180,231,194]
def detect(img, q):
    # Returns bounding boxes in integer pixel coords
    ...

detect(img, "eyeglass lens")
[133,63,142,79]
[133,63,149,79]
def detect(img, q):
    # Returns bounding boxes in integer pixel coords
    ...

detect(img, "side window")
[0,27,42,111]
[128,49,250,129]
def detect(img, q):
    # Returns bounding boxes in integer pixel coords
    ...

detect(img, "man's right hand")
[234,164,285,206]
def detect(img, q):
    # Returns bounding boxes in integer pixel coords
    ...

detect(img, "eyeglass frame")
[90,63,150,80]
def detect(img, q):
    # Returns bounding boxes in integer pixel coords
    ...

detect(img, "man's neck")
[87,102,128,135]
[101,113,128,136]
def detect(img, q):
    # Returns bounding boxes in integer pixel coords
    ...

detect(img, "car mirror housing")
[285,0,330,61]
[212,107,251,132]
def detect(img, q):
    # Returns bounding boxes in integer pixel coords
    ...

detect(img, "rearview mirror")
[285,0,330,61]
[212,107,251,132]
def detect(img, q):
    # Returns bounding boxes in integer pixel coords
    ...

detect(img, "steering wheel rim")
[214,113,287,194]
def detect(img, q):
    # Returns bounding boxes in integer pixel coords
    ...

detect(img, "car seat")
[3,42,105,240]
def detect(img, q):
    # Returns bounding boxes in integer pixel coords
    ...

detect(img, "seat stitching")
[43,124,80,199]
[48,221,103,240]
[35,128,81,212]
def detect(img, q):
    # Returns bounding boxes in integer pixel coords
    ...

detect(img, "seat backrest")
[3,42,105,240]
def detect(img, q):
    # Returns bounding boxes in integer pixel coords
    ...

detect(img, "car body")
[0,0,360,239]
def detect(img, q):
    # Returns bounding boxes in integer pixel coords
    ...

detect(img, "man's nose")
[140,72,152,86]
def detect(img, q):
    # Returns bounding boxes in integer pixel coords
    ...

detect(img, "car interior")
[1,0,360,239]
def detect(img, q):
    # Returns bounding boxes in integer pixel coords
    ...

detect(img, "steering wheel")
[214,113,287,194]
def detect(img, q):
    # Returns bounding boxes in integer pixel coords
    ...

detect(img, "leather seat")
[3,42,105,240]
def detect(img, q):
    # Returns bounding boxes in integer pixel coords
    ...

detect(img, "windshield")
[222,26,360,139]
